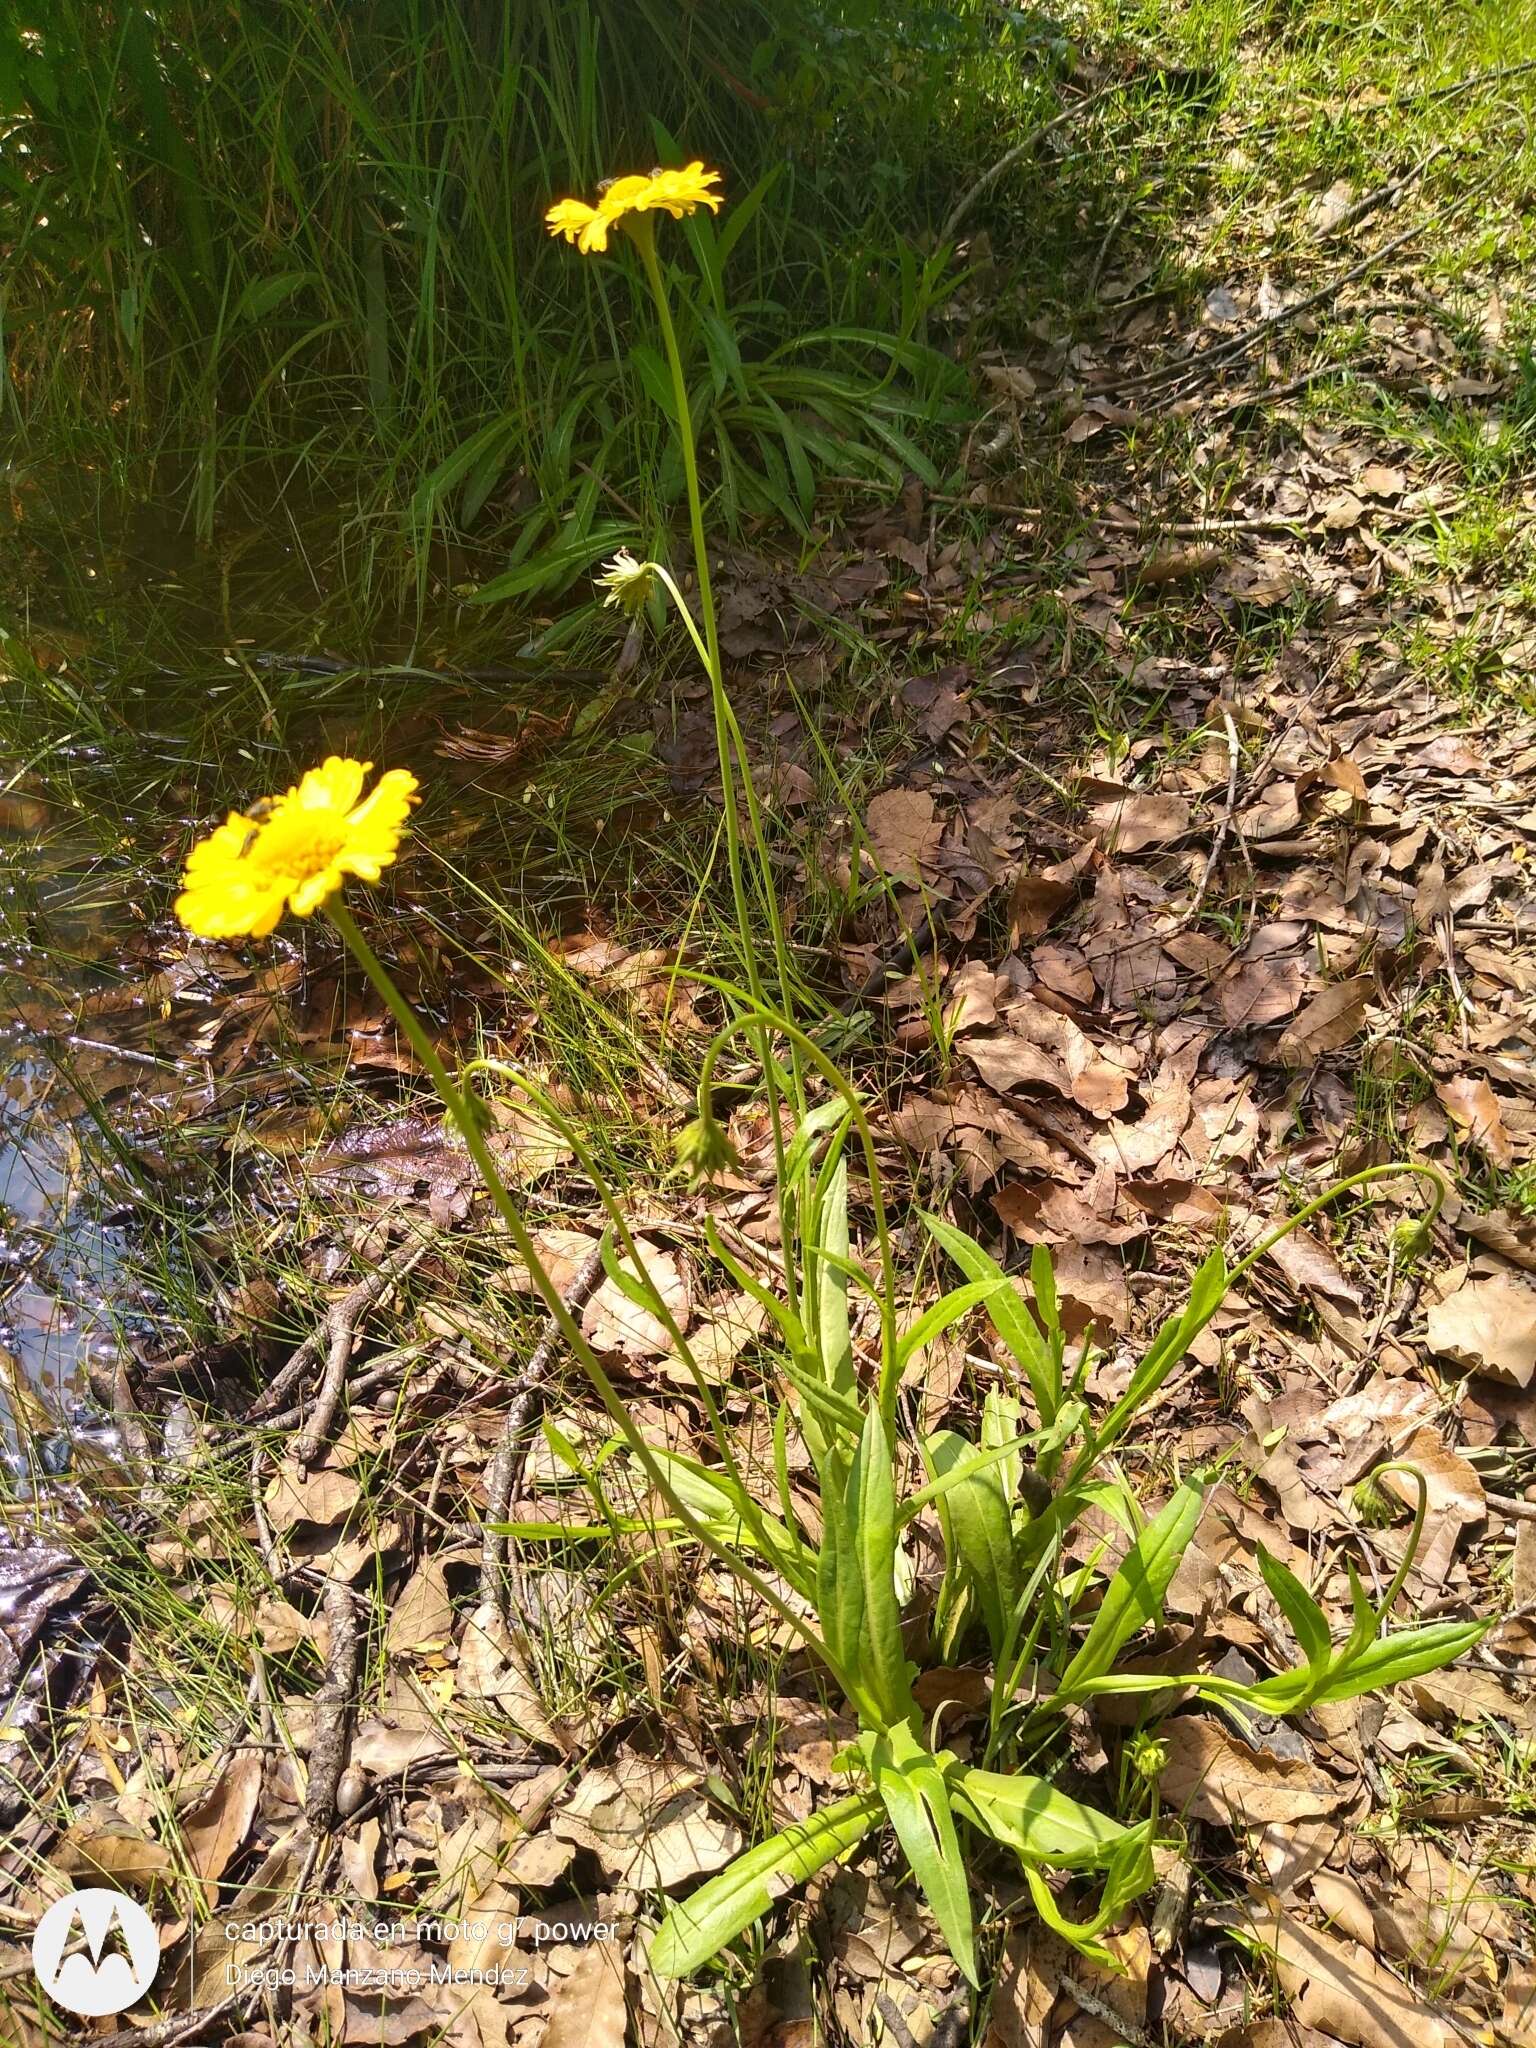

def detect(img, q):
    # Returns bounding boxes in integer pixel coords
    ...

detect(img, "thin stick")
[251,1231,427,1425]
[1112,220,1425,396]
[304,1576,362,1831]
[294,1239,430,1469]
[479,1240,608,1616]
[1173,707,1242,928]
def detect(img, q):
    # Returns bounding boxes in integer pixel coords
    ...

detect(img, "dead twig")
[479,1240,609,1616]
[87,1994,248,2048]
[1113,219,1426,399]
[250,1230,427,1423]
[282,1239,430,1469]
[1487,1491,1536,1524]
[1173,706,1242,929]
[304,1576,363,1832]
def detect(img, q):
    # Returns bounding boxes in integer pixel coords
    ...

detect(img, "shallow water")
[0,796,145,1472]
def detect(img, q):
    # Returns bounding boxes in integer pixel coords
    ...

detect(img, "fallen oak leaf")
[866,787,942,885]
[1159,1719,1349,1829]
[1277,975,1373,1062]
[1232,1892,1461,2048]
[1425,1265,1536,1387]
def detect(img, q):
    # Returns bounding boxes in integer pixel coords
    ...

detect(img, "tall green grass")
[0,0,1019,605]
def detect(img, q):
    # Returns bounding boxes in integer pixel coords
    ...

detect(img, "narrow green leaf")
[922,1211,1058,1420]
[1254,1543,1331,1673]
[950,1766,1131,1867]
[1091,1249,1229,1457]
[1313,1620,1489,1703]
[925,1429,1023,1659]
[1058,1477,1208,1696]
[852,1407,917,1722]
[867,1727,977,1985]
[650,1791,882,1978]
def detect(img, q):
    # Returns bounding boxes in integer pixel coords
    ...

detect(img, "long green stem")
[323,898,842,1680]
[631,221,806,1311]
[1224,1162,1446,1292]
[693,987,900,1421]
[458,1053,782,1566]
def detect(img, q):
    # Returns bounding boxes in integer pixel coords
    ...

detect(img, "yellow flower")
[176,757,419,939]
[544,161,724,254]
[595,548,656,615]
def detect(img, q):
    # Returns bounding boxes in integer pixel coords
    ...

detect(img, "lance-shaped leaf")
[851,1405,918,1723]
[1057,1476,1208,1697]
[926,1428,1023,1660]
[650,1790,882,1979]
[950,1766,1132,1868]
[1090,1248,1229,1460]
[922,1212,1060,1422]
[865,1725,977,1985]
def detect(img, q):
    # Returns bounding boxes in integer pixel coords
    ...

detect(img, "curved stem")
[1225,1162,1446,1294]
[324,899,841,1678]
[459,1054,778,1562]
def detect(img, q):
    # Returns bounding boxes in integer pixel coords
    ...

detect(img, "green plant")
[159,136,1491,1999]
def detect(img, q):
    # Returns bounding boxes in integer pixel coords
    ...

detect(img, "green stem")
[459,1054,784,1570]
[324,898,841,1679]
[631,222,807,1310]
[694,986,900,1421]
[1224,1162,1446,1294]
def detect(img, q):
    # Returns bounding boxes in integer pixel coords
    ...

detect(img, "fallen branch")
[251,1232,427,1422]
[304,1576,362,1832]
[479,1240,608,1615]
[262,1238,430,1471]
[1113,218,1426,398]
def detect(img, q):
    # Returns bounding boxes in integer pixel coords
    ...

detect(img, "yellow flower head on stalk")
[595,548,656,615]
[544,161,723,254]
[176,757,419,939]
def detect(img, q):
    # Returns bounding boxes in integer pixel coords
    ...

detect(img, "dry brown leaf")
[966,1001,1134,1118]
[1435,1077,1514,1167]
[1219,953,1305,1029]
[866,788,941,884]
[1277,976,1373,1061]
[1236,1892,1460,2048]
[1159,1719,1347,1828]
[945,959,998,1032]
[1380,1425,1485,1533]
[180,1748,265,1895]
[582,1239,692,1359]
[264,1460,362,1533]
[1087,791,1192,852]
[1375,1840,1514,1982]
[538,1942,628,2048]
[53,1810,176,1887]
[1261,1222,1363,1308]
[1425,1266,1536,1386]
[387,1556,455,1658]
[1407,1664,1536,1737]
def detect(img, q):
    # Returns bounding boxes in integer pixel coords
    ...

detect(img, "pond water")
[0,799,144,1479]
[0,476,635,1489]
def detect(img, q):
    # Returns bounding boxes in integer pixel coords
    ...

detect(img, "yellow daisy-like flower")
[175,757,419,940]
[595,548,656,615]
[544,161,724,255]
